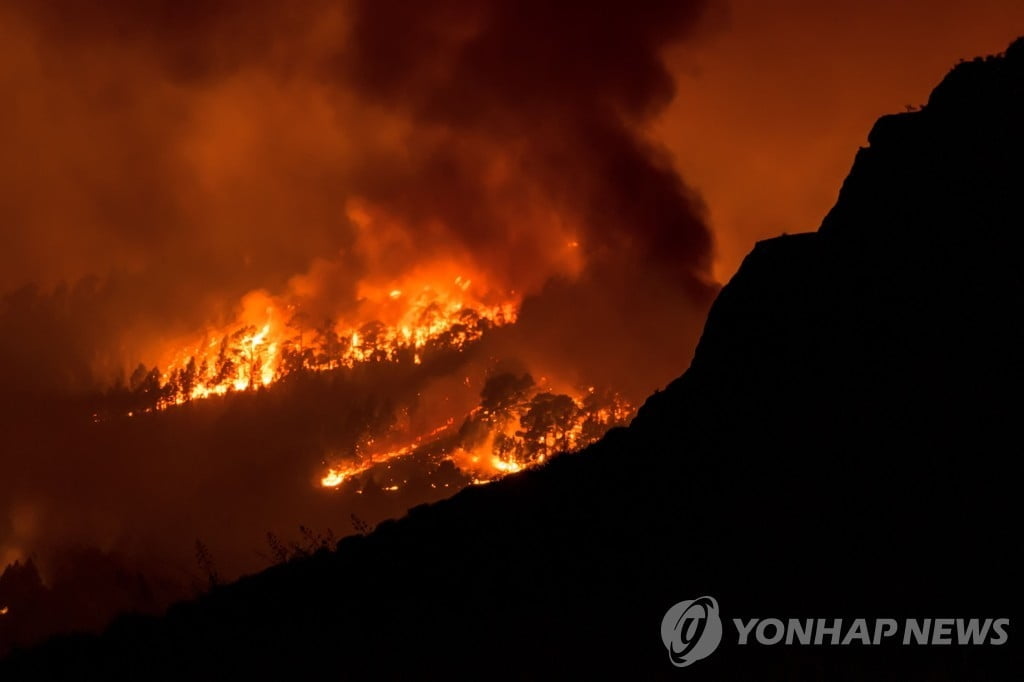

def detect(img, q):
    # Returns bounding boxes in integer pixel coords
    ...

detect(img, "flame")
[144,267,518,411]
[0,606,8,616]
[320,420,456,488]
[320,385,633,489]
[130,256,632,501]
[320,469,348,488]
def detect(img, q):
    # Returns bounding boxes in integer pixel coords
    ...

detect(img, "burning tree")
[441,373,634,480]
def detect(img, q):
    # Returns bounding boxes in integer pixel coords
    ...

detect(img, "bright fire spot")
[0,606,8,616]
[320,469,347,488]
[491,457,523,473]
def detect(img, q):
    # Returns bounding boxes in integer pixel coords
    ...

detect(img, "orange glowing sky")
[2,1,1021,293]
[657,0,1024,282]
[1,0,1022,397]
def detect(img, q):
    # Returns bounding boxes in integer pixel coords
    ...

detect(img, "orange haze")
[658,0,1024,281]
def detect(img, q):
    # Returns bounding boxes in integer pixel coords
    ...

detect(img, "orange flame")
[320,386,633,489]
[146,268,518,411]
[320,420,456,488]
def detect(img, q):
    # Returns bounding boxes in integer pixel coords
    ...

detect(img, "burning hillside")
[106,235,633,491]
[124,263,632,493]
[134,271,518,412]
[319,376,634,491]
[0,0,721,655]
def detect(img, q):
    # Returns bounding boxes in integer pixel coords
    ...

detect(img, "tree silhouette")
[519,392,578,460]
[212,336,235,386]
[480,372,535,415]
[314,320,345,370]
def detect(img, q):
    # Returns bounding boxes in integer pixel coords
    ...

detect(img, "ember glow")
[320,420,457,488]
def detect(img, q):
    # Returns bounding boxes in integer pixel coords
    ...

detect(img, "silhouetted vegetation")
[193,541,219,590]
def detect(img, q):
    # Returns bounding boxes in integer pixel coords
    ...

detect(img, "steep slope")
[4,39,1024,681]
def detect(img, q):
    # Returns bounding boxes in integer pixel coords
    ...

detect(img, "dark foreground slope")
[5,40,1024,681]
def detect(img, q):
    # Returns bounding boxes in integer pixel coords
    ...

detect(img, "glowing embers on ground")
[130,272,518,412]
[320,420,456,488]
[320,377,634,491]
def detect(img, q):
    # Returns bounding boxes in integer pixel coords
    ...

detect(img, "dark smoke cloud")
[337,0,720,395]
[343,0,714,289]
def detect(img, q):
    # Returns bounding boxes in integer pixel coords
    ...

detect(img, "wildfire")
[320,469,348,488]
[121,261,634,500]
[320,421,456,488]
[320,380,634,490]
[129,269,518,412]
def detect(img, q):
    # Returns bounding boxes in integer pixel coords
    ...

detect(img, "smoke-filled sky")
[2,0,1022,393]
[0,0,721,395]
[659,0,1024,281]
